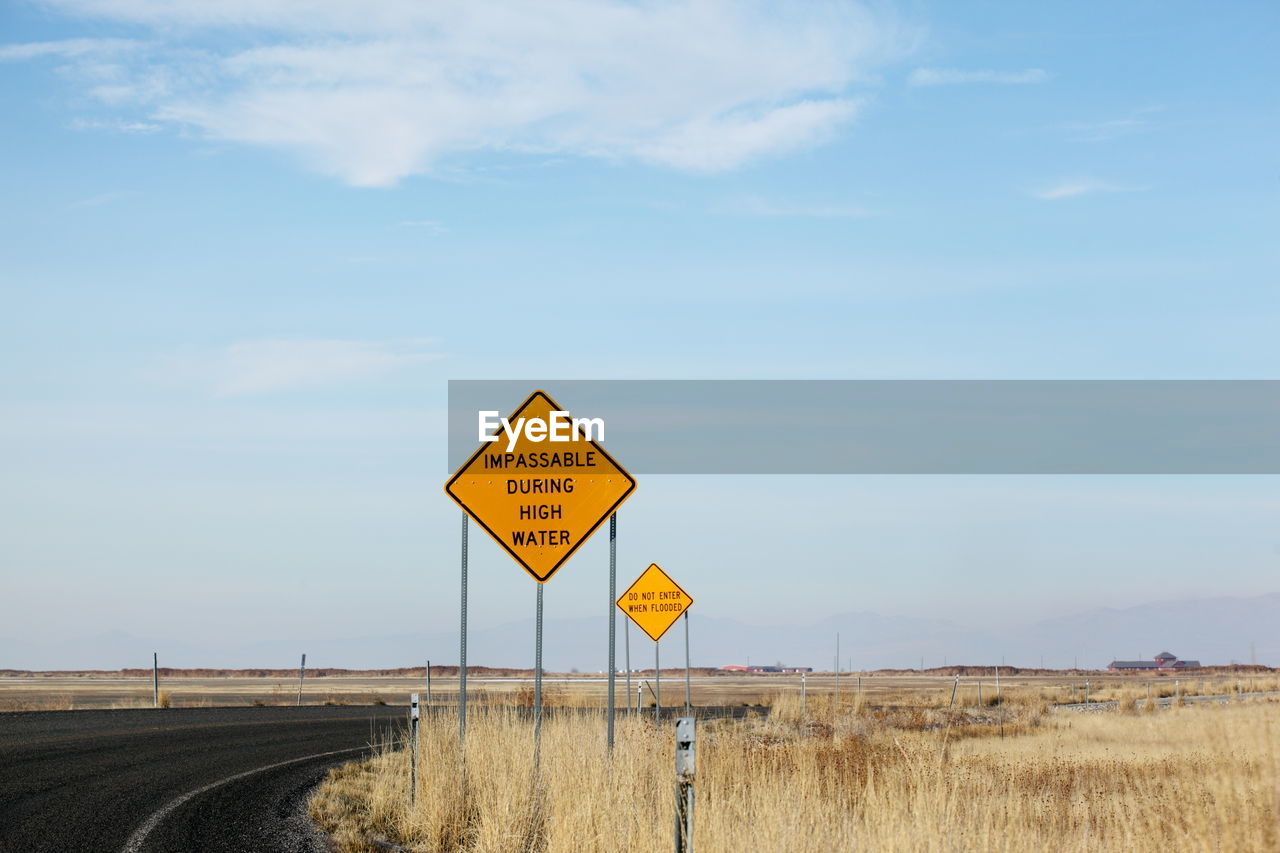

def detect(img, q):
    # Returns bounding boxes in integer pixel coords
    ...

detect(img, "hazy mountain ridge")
[3,593,1276,671]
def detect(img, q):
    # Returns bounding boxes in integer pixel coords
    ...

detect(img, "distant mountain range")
[3,593,1276,672]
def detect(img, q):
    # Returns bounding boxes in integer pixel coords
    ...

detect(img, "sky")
[1,1,1278,668]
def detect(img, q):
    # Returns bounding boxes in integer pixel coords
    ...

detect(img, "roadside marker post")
[152,652,158,709]
[446,390,636,758]
[409,692,420,805]
[801,671,807,719]
[426,660,431,708]
[674,717,696,853]
[297,653,306,707]
[834,634,840,706]
[949,675,959,709]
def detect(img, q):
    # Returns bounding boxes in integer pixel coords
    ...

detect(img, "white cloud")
[399,220,447,233]
[69,117,162,133]
[1032,178,1147,201]
[14,0,910,186]
[723,194,877,218]
[1062,107,1162,142]
[157,338,443,396]
[908,67,1047,86]
[0,37,139,61]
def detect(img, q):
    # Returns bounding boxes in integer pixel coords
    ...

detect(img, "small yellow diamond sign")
[445,390,636,583]
[616,563,693,642]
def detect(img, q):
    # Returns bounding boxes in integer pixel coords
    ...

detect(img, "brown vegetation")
[310,694,1280,852]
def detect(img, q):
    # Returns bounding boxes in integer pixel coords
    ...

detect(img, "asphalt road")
[0,705,405,853]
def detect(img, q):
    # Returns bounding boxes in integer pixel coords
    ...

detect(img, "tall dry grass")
[310,696,1279,852]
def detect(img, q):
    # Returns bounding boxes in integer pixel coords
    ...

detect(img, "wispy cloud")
[156,338,443,396]
[69,117,161,134]
[722,195,878,218]
[67,189,138,208]
[1062,107,1162,142]
[0,37,139,61]
[1032,178,1148,201]
[399,220,447,233]
[14,1,914,186]
[908,67,1048,86]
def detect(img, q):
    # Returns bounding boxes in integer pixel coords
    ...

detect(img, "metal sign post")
[683,611,691,714]
[460,514,469,744]
[949,674,959,709]
[655,641,661,722]
[625,618,632,714]
[607,513,617,751]
[674,717,696,853]
[801,671,807,719]
[534,583,544,766]
[297,653,306,706]
[409,692,420,805]
[152,652,158,709]
[426,660,432,707]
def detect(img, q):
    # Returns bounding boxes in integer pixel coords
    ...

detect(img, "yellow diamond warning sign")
[616,563,693,642]
[445,390,636,583]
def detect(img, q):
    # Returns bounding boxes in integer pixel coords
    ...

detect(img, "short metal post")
[994,666,1000,703]
[608,513,617,751]
[460,513,469,744]
[426,660,432,707]
[152,652,158,708]
[297,653,306,706]
[977,680,982,706]
[1085,680,1090,704]
[683,611,692,714]
[625,618,632,714]
[637,683,642,713]
[800,671,807,719]
[409,692,420,805]
[949,675,959,709]
[674,717,695,853]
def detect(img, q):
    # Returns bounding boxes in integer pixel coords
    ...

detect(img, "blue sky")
[1,1,1277,667]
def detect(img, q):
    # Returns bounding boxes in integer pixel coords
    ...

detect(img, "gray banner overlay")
[447,380,1280,474]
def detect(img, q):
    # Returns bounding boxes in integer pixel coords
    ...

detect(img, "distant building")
[1107,651,1202,671]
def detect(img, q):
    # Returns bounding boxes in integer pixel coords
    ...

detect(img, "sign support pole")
[625,620,632,713]
[460,513,469,745]
[655,641,661,722]
[426,660,431,707]
[297,653,306,706]
[152,652,158,708]
[683,611,691,714]
[534,582,544,766]
[607,513,617,751]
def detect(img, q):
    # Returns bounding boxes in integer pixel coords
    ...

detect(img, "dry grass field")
[309,687,1280,853]
[4,668,1274,713]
